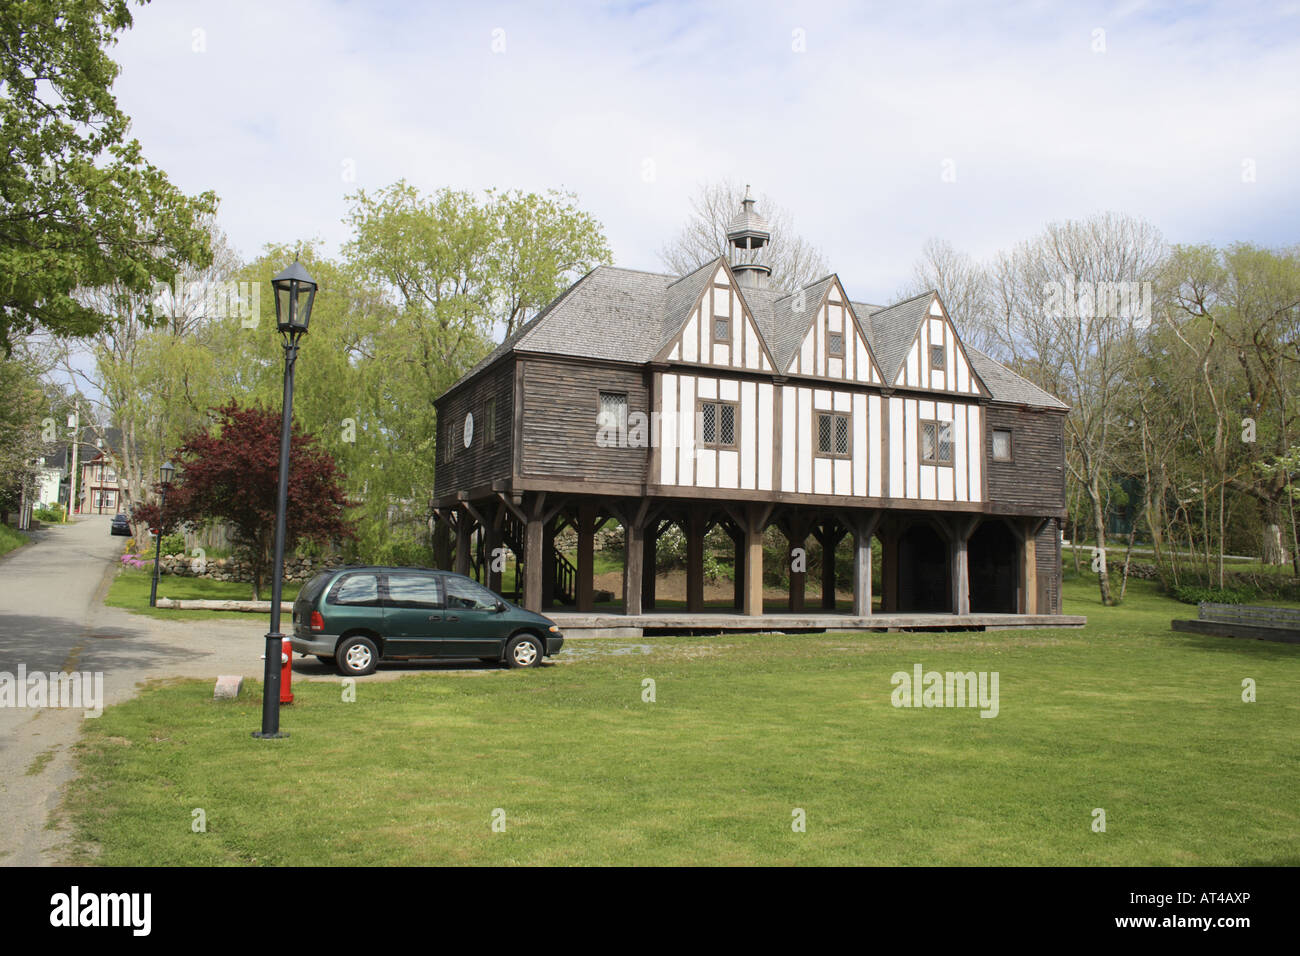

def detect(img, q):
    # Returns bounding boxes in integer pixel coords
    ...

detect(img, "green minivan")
[290,567,564,676]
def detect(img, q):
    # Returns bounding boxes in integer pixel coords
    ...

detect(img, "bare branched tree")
[898,238,997,353]
[658,180,829,291]
[988,212,1168,605]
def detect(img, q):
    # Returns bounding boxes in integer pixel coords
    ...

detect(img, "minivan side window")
[444,576,498,610]
[328,573,381,606]
[386,573,444,609]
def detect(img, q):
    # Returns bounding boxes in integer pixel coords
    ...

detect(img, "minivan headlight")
[548,625,560,633]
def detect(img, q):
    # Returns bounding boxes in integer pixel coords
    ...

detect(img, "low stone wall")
[156,552,345,584]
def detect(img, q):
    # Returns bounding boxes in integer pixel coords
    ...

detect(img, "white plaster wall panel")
[954,403,968,501]
[814,389,832,411]
[697,446,716,488]
[740,380,756,490]
[833,390,850,413]
[921,464,936,501]
[889,397,904,498]
[853,393,867,497]
[967,405,982,501]
[782,385,796,491]
[682,311,698,363]
[905,398,919,498]
[698,377,717,401]
[679,375,695,486]
[938,462,954,501]
[834,458,851,496]
[798,388,813,493]
[661,373,677,484]
[757,383,773,491]
[800,333,813,375]
[719,449,739,488]
[868,394,882,497]
[814,456,831,495]
[720,379,739,402]
[714,343,730,366]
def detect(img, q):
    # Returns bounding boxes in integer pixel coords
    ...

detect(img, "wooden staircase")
[500,511,577,606]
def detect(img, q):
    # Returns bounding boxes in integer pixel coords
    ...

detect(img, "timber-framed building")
[432,191,1070,625]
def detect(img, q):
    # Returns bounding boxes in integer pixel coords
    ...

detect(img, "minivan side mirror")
[494,601,507,613]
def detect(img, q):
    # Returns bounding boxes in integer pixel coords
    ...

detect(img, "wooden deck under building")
[549,609,1086,638]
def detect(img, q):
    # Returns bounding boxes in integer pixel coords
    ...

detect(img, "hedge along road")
[0,515,275,865]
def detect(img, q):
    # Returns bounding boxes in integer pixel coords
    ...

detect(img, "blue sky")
[110,0,1300,304]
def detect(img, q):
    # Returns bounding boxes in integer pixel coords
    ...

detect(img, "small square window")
[828,331,844,356]
[714,318,730,342]
[930,344,945,369]
[992,429,1012,461]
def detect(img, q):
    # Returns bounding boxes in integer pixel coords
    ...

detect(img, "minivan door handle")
[445,615,460,622]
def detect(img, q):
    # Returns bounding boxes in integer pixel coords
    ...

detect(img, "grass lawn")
[0,523,29,558]
[105,566,301,621]
[63,575,1299,865]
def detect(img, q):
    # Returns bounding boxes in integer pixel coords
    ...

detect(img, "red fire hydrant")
[280,637,294,705]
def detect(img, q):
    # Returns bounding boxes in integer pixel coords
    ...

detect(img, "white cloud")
[110,0,1300,306]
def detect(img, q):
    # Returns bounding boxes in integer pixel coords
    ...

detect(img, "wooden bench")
[1171,602,1300,644]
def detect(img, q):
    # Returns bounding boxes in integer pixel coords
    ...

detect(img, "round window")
[463,412,474,448]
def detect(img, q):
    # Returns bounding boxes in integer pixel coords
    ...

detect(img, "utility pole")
[67,399,80,520]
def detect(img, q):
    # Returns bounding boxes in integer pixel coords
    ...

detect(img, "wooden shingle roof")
[439,264,1067,411]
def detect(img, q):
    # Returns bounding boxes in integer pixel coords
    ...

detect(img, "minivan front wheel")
[505,633,543,669]
[336,635,379,677]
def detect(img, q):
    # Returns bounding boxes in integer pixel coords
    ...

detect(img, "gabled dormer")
[779,275,883,384]
[874,292,987,396]
[655,258,777,372]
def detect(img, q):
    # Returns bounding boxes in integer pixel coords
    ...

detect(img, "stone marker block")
[214,675,244,700]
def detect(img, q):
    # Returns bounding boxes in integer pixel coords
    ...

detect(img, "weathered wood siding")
[519,356,648,483]
[433,358,514,498]
[985,406,1066,515]
[1036,517,1061,613]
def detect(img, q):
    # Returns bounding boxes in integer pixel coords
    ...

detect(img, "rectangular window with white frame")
[992,428,1013,462]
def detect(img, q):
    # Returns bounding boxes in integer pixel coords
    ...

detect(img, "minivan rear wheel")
[335,635,379,677]
[505,633,543,669]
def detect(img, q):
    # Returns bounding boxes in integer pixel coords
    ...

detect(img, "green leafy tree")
[0,0,217,349]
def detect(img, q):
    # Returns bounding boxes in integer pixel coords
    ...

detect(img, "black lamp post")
[254,259,317,740]
[148,460,176,608]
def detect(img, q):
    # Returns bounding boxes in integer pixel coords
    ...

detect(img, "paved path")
[0,516,506,866]
[0,516,276,865]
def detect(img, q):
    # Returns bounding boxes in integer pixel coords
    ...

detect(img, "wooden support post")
[882,522,899,613]
[947,516,979,616]
[731,526,745,611]
[743,505,767,617]
[817,523,847,610]
[454,510,472,577]
[641,521,658,611]
[576,503,596,612]
[485,503,503,594]
[541,517,556,609]
[523,507,544,613]
[622,500,650,617]
[686,507,705,613]
[1022,519,1038,615]
[852,512,881,616]
[786,517,808,613]
[433,515,452,571]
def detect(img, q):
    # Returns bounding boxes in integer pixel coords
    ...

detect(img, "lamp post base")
[251,731,290,739]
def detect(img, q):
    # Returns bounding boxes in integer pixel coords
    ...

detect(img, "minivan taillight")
[310,611,325,632]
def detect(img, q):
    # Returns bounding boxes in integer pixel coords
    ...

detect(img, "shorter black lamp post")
[254,259,317,740]
[148,460,176,608]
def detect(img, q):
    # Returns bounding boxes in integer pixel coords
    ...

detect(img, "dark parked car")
[110,514,131,536]
[290,567,563,676]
